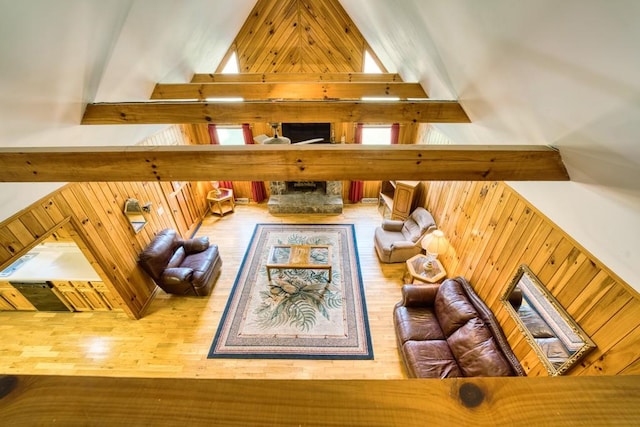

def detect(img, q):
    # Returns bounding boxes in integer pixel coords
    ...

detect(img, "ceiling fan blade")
[295,138,324,144]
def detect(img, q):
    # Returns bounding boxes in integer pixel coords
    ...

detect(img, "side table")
[207,188,235,216]
[404,254,447,284]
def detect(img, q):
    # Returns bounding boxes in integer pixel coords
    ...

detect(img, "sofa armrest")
[183,236,209,254]
[381,219,404,232]
[161,267,194,283]
[400,284,440,307]
[391,240,417,250]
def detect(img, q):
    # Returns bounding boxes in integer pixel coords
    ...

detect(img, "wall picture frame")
[501,264,596,376]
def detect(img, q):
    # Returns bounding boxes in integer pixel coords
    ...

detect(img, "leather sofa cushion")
[183,236,209,254]
[167,247,186,269]
[394,306,445,343]
[139,229,181,280]
[435,280,479,337]
[402,340,462,378]
[447,317,514,377]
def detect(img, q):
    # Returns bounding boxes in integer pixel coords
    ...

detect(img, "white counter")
[0,243,101,282]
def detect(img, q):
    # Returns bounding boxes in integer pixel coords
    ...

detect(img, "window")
[361,125,392,145]
[221,51,239,74]
[363,50,383,73]
[216,126,244,145]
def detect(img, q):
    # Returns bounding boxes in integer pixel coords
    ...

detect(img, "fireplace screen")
[286,181,326,193]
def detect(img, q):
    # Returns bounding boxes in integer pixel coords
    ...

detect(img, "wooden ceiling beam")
[150,82,428,101]
[0,145,569,182]
[81,100,469,125]
[190,72,404,83]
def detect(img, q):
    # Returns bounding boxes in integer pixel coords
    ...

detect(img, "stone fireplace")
[268,181,343,214]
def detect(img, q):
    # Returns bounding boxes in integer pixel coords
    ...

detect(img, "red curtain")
[243,123,267,203]
[349,123,364,203]
[391,123,400,144]
[208,124,220,145]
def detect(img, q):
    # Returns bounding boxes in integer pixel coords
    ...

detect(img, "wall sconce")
[141,202,152,213]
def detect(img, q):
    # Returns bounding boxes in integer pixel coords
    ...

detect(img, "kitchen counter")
[0,243,101,282]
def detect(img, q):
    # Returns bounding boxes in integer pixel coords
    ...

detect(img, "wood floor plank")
[0,204,408,379]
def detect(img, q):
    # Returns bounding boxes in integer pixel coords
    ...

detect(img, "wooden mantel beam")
[190,72,404,83]
[81,100,469,125]
[150,82,428,101]
[0,145,569,182]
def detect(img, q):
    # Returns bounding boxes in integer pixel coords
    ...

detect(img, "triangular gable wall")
[217,0,386,73]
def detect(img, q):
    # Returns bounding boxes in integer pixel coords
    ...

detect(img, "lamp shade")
[421,230,448,258]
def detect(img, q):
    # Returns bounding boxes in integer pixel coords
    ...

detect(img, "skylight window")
[363,50,382,73]
[221,51,239,74]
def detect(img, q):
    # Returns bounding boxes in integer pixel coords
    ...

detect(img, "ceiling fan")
[256,123,324,144]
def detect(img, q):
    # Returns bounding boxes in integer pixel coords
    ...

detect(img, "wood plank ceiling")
[0,0,570,182]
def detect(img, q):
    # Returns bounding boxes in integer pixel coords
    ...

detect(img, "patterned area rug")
[208,223,373,359]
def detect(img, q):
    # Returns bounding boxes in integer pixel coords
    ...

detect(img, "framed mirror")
[124,198,147,234]
[501,264,596,376]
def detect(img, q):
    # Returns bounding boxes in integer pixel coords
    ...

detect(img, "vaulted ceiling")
[0,0,639,291]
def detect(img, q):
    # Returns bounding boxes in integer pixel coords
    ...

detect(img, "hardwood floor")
[0,204,409,379]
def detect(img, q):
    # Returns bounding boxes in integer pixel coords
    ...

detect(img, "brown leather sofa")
[138,229,222,296]
[394,277,525,378]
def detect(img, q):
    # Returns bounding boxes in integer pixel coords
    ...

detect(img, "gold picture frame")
[501,264,596,376]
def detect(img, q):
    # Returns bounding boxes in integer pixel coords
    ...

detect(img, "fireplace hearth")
[268,181,343,214]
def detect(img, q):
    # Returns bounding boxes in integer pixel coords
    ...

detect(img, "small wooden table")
[404,254,447,284]
[266,244,332,282]
[207,188,235,216]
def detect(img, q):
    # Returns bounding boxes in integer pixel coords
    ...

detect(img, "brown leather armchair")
[374,207,436,263]
[138,229,222,296]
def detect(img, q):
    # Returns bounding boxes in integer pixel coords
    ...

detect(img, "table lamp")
[211,181,221,196]
[421,230,448,270]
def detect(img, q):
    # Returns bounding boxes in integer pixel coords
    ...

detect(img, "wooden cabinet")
[50,280,122,312]
[0,279,122,313]
[378,181,422,220]
[0,281,36,311]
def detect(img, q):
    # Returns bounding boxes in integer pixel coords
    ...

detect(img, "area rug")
[208,223,373,359]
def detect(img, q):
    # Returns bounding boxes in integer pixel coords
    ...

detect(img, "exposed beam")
[191,72,404,83]
[0,145,569,182]
[81,101,469,125]
[1,375,639,425]
[150,82,428,101]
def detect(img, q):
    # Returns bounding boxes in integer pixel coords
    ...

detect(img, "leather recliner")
[374,207,437,263]
[138,229,222,296]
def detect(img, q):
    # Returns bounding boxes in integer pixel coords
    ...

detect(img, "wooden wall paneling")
[17,211,47,240]
[5,218,33,247]
[30,205,56,234]
[398,122,419,144]
[448,181,482,260]
[160,182,189,237]
[608,325,640,374]
[554,258,600,309]
[58,186,145,317]
[423,180,640,376]
[472,200,526,298]
[450,182,504,275]
[40,197,66,224]
[576,300,640,375]
[0,227,17,260]
[467,197,521,289]
[236,0,291,72]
